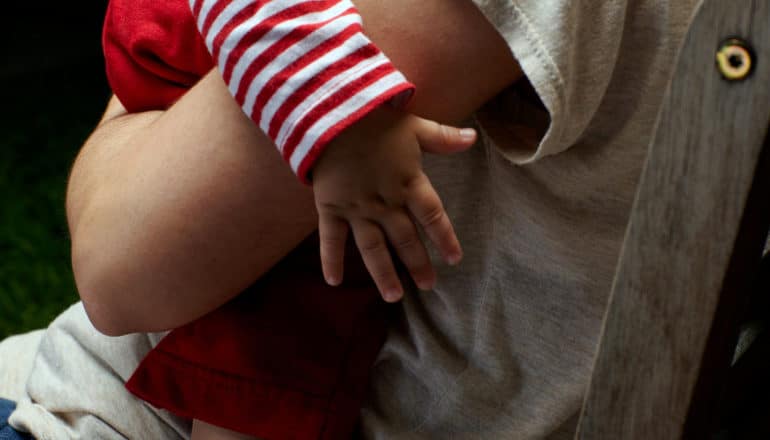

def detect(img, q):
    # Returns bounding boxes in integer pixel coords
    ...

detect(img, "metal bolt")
[716,38,754,81]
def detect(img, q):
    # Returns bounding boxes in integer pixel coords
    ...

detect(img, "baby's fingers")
[381,212,436,291]
[415,119,477,155]
[351,219,403,302]
[406,174,463,266]
[319,214,349,286]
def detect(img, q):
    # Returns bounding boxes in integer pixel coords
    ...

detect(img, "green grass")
[0,60,110,340]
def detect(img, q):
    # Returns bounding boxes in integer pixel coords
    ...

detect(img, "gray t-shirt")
[361,0,698,438]
[0,0,700,438]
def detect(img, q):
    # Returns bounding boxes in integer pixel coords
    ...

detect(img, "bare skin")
[68,0,520,336]
[309,0,523,302]
[69,1,522,439]
[314,108,476,301]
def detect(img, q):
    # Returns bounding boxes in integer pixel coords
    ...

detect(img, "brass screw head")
[716,38,754,81]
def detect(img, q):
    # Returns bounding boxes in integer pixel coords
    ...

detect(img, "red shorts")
[103,1,389,437]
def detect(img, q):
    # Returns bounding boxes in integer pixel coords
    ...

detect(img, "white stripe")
[275,52,390,149]
[223,0,357,99]
[196,0,219,30]
[240,14,363,128]
[205,0,300,53]
[257,32,370,131]
[202,0,253,52]
[289,71,408,173]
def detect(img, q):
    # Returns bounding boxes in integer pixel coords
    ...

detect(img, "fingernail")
[459,128,476,142]
[326,275,340,286]
[384,288,403,303]
[417,279,435,291]
[447,252,462,266]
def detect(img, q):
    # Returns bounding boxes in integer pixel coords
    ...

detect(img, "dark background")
[0,4,111,338]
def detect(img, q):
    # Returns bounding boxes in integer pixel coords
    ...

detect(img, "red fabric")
[126,236,388,439]
[102,0,213,112]
[103,1,389,437]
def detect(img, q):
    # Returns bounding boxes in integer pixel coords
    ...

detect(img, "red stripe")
[209,2,321,67]
[229,8,358,108]
[250,23,361,127]
[296,83,415,183]
[281,63,396,161]
[267,43,380,140]
[200,0,241,42]
[218,1,339,83]
[210,2,268,68]
[191,0,204,20]
[204,2,255,63]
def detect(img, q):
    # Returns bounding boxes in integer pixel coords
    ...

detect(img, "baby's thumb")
[416,119,477,155]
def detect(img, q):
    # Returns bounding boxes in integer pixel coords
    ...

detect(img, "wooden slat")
[576,0,770,438]
[689,127,770,437]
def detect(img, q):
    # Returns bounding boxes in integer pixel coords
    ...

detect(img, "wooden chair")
[575,0,770,438]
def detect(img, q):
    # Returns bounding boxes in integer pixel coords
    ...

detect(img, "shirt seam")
[509,2,568,161]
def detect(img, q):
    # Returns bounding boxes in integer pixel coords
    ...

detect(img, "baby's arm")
[71,0,520,336]
[189,0,413,181]
[189,0,475,300]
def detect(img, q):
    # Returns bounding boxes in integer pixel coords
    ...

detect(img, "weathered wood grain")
[576,0,770,438]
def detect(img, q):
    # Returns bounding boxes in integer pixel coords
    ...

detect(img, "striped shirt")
[189,0,415,182]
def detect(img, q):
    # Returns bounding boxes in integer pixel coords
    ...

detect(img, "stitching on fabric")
[513,4,565,91]
[509,3,567,158]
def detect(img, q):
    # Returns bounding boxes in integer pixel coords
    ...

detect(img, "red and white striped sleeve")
[189,0,415,183]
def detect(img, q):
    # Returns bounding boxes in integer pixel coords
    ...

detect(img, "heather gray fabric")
[0,1,700,438]
[4,304,187,439]
[0,331,43,403]
[359,0,699,438]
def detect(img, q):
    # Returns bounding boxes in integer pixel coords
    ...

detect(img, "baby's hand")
[312,106,476,302]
